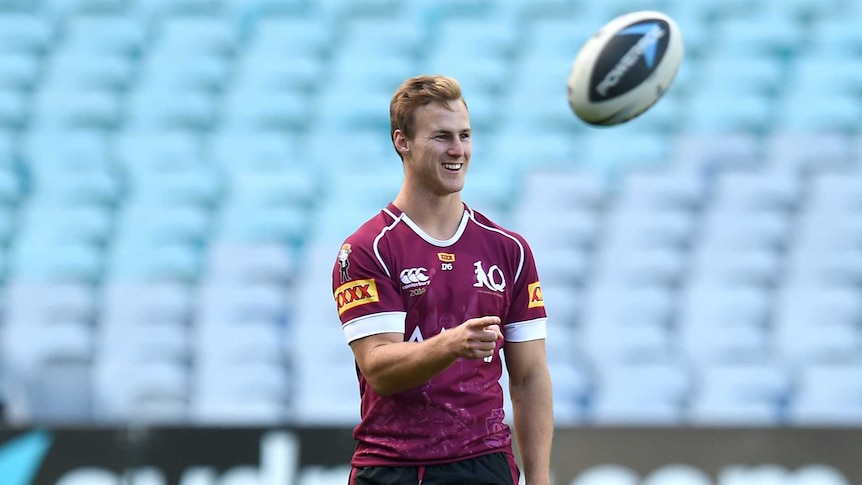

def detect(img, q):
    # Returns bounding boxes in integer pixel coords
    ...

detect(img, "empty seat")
[763,133,854,173]
[221,88,310,131]
[617,168,705,211]
[63,14,148,56]
[100,282,195,327]
[0,14,53,55]
[711,170,801,213]
[687,245,782,287]
[589,359,691,425]
[677,285,772,363]
[773,287,862,363]
[510,205,600,251]
[92,358,189,424]
[687,362,791,425]
[789,363,862,425]
[698,209,792,251]
[580,285,675,362]
[671,133,762,172]
[205,242,295,284]
[593,246,687,287]
[602,208,696,251]
[190,361,289,424]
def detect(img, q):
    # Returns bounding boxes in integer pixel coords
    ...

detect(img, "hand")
[450,316,503,360]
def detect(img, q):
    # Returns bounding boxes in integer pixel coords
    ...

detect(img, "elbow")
[362,370,399,397]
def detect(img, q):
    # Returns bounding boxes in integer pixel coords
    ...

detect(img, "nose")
[448,138,465,157]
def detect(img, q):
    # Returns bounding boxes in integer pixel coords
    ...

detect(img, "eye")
[460,133,471,140]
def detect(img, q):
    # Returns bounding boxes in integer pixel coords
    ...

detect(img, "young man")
[331,75,553,485]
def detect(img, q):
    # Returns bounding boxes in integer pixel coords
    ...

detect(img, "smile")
[442,163,463,171]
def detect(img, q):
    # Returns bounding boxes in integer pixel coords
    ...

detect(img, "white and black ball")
[567,11,684,126]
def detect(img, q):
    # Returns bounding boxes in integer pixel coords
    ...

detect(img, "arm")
[505,339,553,485]
[350,316,503,396]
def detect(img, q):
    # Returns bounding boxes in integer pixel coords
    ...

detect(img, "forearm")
[510,368,554,485]
[361,335,458,396]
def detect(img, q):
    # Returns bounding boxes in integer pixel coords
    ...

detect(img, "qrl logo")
[334,279,379,315]
[400,267,429,284]
[473,261,506,292]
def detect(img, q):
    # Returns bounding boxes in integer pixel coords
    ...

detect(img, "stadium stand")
[0,0,860,429]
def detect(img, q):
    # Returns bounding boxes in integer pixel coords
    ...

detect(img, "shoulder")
[467,206,532,249]
[344,207,403,249]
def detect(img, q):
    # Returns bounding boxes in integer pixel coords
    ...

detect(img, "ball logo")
[334,278,379,315]
[589,19,670,102]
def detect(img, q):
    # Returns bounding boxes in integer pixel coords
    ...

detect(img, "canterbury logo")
[528,282,544,308]
[334,279,379,315]
[400,267,429,284]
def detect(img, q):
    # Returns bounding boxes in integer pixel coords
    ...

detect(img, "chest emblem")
[473,261,506,292]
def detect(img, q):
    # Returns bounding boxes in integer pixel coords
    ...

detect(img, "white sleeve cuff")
[504,317,547,342]
[342,312,407,343]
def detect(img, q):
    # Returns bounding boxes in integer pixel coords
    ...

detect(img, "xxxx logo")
[334,278,379,315]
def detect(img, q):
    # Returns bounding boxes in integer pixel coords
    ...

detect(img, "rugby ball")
[567,11,684,126]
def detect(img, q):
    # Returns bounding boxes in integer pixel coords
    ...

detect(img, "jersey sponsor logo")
[337,243,352,284]
[334,278,379,315]
[528,281,544,308]
[473,260,506,292]
[437,252,455,262]
[400,267,430,290]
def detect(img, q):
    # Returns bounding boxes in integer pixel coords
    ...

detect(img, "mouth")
[442,162,464,172]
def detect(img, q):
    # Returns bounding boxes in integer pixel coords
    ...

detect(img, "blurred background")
[0,0,861,483]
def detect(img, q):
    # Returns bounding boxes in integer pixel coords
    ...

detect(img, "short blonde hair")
[390,75,466,158]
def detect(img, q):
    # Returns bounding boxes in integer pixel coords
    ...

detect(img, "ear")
[393,130,410,156]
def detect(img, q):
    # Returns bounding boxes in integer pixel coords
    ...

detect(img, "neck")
[392,189,464,241]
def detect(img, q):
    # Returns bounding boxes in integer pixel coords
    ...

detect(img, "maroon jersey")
[331,203,548,467]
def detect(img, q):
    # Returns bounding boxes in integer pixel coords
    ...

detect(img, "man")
[331,75,553,485]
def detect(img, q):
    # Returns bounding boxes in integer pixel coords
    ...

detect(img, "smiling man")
[331,75,553,485]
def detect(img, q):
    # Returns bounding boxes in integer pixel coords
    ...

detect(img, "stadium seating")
[0,0,859,428]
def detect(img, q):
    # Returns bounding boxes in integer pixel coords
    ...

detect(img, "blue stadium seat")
[18,204,114,245]
[698,209,792,252]
[43,51,134,91]
[216,205,308,246]
[0,88,30,128]
[580,284,675,362]
[511,204,600,252]
[155,15,237,55]
[125,88,218,130]
[688,362,790,425]
[774,286,862,362]
[589,359,691,424]
[671,133,762,172]
[0,53,41,90]
[764,133,855,173]
[805,18,862,58]
[63,14,148,56]
[0,14,54,55]
[92,357,189,424]
[221,88,310,131]
[107,241,203,283]
[340,16,425,59]
[789,363,862,425]
[100,281,195,328]
[774,93,862,134]
[618,168,705,211]
[684,92,773,134]
[31,87,123,129]
[247,15,335,58]
[233,52,325,93]
[190,360,289,424]
[115,203,212,245]
[710,17,802,58]
[696,55,784,96]
[205,242,295,284]
[677,284,772,363]
[594,245,687,287]
[9,240,103,283]
[603,208,696,251]
[137,52,231,92]
[711,170,802,212]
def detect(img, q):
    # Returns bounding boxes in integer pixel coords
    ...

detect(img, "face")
[395,100,472,197]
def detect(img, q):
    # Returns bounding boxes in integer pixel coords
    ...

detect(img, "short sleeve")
[503,236,548,342]
[332,236,406,343]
